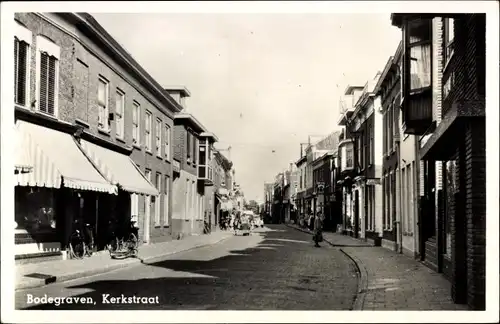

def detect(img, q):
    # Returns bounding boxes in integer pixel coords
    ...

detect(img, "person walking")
[313,212,324,247]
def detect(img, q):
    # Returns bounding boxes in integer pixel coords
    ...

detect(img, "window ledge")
[154,225,161,228]
[98,128,111,136]
[36,110,58,121]
[146,150,153,156]
[132,143,141,150]
[75,118,90,128]
[116,137,126,144]
[156,154,163,160]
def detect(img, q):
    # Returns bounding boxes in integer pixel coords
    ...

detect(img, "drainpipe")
[396,140,403,254]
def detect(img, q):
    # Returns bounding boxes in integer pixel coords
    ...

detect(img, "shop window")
[15,187,56,232]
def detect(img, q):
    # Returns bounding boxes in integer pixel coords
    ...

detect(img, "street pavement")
[15,225,359,310]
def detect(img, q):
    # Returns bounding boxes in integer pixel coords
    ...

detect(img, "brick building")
[198,132,219,232]
[171,108,210,238]
[374,44,403,251]
[13,12,182,262]
[391,13,485,310]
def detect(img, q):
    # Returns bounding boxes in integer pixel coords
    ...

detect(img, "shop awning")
[15,121,117,194]
[79,139,159,196]
[14,125,33,174]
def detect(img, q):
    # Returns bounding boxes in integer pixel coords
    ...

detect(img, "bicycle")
[107,220,139,259]
[68,221,94,259]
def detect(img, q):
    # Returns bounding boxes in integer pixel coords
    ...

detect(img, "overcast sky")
[92,13,401,203]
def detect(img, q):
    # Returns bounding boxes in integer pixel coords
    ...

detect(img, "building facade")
[375,46,403,251]
[295,154,307,225]
[171,111,208,237]
[391,13,486,310]
[13,12,177,262]
[337,86,364,235]
[345,74,382,241]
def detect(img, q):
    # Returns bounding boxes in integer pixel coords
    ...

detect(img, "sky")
[91,13,402,203]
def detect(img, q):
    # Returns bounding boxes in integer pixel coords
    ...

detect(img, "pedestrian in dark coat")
[313,212,324,247]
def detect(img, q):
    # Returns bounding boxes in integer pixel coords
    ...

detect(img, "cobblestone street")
[15,225,359,310]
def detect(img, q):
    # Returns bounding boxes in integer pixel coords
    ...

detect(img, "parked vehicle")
[68,219,94,259]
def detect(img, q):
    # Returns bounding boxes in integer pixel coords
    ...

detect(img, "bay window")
[407,19,432,92]
[400,17,433,135]
[443,18,455,65]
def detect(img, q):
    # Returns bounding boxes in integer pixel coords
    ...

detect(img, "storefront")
[14,120,117,262]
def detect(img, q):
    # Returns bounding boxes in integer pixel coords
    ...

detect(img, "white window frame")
[145,110,152,152]
[132,101,140,146]
[14,22,32,108]
[164,124,171,161]
[130,193,139,224]
[164,176,170,226]
[115,88,125,139]
[35,35,60,118]
[155,118,162,157]
[97,76,109,131]
[155,173,161,225]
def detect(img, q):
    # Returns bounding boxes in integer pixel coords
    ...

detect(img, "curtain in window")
[410,44,431,90]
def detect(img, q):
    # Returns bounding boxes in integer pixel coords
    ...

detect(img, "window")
[187,131,191,161]
[407,164,413,234]
[155,118,162,157]
[155,173,161,225]
[164,176,170,226]
[131,194,139,224]
[14,23,31,107]
[165,124,171,160]
[132,101,140,145]
[402,167,407,233]
[115,89,125,139]
[36,36,60,117]
[185,179,190,220]
[145,111,152,152]
[406,19,432,91]
[369,125,373,165]
[192,136,197,165]
[97,77,109,130]
[443,18,455,65]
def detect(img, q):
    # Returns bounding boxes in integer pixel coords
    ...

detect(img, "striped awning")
[79,139,159,196]
[14,125,33,174]
[15,121,117,194]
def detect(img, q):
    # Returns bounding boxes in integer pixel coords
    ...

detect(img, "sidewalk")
[286,224,468,310]
[16,230,233,291]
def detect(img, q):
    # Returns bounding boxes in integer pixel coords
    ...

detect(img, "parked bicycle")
[107,219,139,259]
[68,219,94,259]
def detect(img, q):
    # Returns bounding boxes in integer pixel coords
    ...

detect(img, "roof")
[373,56,395,95]
[344,85,365,95]
[199,132,219,143]
[174,113,208,133]
[72,13,182,114]
[164,86,191,97]
[296,155,307,166]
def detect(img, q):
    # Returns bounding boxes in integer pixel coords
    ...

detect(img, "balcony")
[337,97,355,126]
[394,16,434,135]
[339,141,355,174]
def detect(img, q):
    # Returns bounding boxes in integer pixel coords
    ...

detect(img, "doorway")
[354,189,359,238]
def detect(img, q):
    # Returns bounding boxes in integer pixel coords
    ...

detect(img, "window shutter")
[14,39,18,104]
[47,56,56,115]
[435,161,443,190]
[39,52,49,113]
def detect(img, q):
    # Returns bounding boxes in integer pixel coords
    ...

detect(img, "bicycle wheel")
[128,233,139,250]
[69,233,85,259]
[107,238,119,255]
